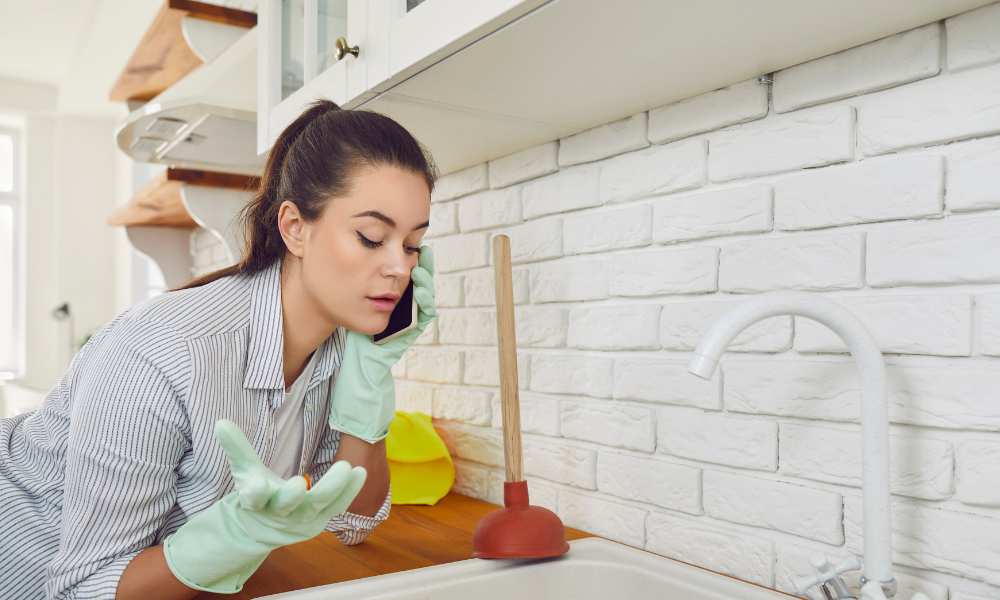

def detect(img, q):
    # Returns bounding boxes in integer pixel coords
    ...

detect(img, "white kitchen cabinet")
[368,0,545,91]
[262,0,995,175]
[257,0,544,153]
[258,0,369,153]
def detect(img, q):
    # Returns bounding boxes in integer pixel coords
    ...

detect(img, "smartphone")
[372,279,417,344]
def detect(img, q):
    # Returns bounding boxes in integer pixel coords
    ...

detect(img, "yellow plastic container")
[386,411,455,505]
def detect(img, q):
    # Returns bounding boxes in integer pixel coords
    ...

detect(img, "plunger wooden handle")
[492,235,523,483]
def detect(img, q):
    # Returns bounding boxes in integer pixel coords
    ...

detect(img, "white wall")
[0,77,130,396]
[183,4,1000,599]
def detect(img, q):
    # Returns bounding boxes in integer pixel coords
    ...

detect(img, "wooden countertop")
[197,493,592,599]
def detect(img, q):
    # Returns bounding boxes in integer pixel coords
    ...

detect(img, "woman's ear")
[277,200,308,258]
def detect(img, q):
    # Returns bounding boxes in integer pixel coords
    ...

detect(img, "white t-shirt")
[270,350,318,479]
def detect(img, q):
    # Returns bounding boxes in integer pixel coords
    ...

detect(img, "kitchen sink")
[260,537,797,599]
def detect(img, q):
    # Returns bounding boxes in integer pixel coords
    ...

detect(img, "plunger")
[471,234,570,560]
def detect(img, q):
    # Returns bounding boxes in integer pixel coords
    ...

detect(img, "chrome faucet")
[687,293,926,600]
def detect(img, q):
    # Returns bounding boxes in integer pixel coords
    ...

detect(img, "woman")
[0,100,438,599]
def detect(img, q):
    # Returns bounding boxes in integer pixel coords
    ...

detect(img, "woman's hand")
[162,420,367,594]
[328,244,437,442]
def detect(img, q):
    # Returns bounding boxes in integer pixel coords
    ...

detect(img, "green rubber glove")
[163,420,367,594]
[328,244,437,443]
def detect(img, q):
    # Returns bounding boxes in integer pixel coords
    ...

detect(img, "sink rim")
[260,537,798,599]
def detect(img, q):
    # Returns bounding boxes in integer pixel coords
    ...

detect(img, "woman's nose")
[382,250,412,279]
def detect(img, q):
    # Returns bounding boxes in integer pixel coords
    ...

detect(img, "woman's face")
[292,163,431,335]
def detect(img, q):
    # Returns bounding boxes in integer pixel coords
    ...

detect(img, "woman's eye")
[357,232,381,248]
[358,232,421,255]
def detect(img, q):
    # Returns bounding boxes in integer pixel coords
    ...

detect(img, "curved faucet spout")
[688,292,894,593]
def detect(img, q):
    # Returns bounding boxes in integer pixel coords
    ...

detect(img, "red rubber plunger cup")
[472,235,569,560]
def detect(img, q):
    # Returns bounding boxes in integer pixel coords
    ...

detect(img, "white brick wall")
[566,304,661,351]
[978,293,1000,356]
[597,451,701,514]
[956,439,1000,506]
[652,183,772,243]
[704,470,843,544]
[648,78,768,144]
[659,298,793,352]
[719,232,864,293]
[350,7,1000,598]
[709,105,854,182]
[489,142,558,189]
[773,155,943,230]
[947,2,1000,72]
[868,217,1000,286]
[857,61,1000,155]
[609,246,718,296]
[563,203,652,254]
[647,510,775,586]
[657,407,777,471]
[725,358,1000,430]
[944,136,1000,212]
[432,163,488,202]
[779,422,954,500]
[558,489,646,547]
[844,496,1000,586]
[457,187,521,232]
[558,113,648,167]
[794,294,972,356]
[772,24,941,113]
[560,399,655,452]
[521,166,601,219]
[599,138,706,204]
[613,356,720,410]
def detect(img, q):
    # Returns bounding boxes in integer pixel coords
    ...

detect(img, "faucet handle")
[831,556,861,576]
[794,554,861,595]
[860,579,889,600]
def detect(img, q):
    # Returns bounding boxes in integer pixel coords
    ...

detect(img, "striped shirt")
[0,259,391,599]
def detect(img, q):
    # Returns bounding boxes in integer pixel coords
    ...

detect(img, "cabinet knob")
[335,37,360,60]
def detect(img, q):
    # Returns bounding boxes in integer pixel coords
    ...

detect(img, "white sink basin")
[260,537,796,599]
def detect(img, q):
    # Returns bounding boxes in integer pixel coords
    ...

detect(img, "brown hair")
[175,100,437,290]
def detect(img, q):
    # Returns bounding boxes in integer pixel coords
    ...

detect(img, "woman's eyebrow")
[352,210,429,231]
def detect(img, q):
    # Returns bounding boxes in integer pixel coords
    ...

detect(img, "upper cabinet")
[257,0,542,153]
[258,0,369,152]
[369,0,545,91]
[258,0,996,175]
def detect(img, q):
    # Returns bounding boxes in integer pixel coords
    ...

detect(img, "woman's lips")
[367,297,396,312]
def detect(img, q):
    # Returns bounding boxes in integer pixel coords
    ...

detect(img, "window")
[0,126,23,379]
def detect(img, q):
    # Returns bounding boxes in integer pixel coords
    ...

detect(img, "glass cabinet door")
[280,0,305,100]
[260,0,366,153]
[316,1,350,76]
[280,0,350,100]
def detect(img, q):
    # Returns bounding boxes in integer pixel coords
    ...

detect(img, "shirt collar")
[242,260,345,391]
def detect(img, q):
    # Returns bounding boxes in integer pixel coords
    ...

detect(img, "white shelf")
[181,185,251,264]
[125,226,196,290]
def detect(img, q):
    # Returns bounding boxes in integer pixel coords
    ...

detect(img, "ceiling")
[0,0,255,117]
